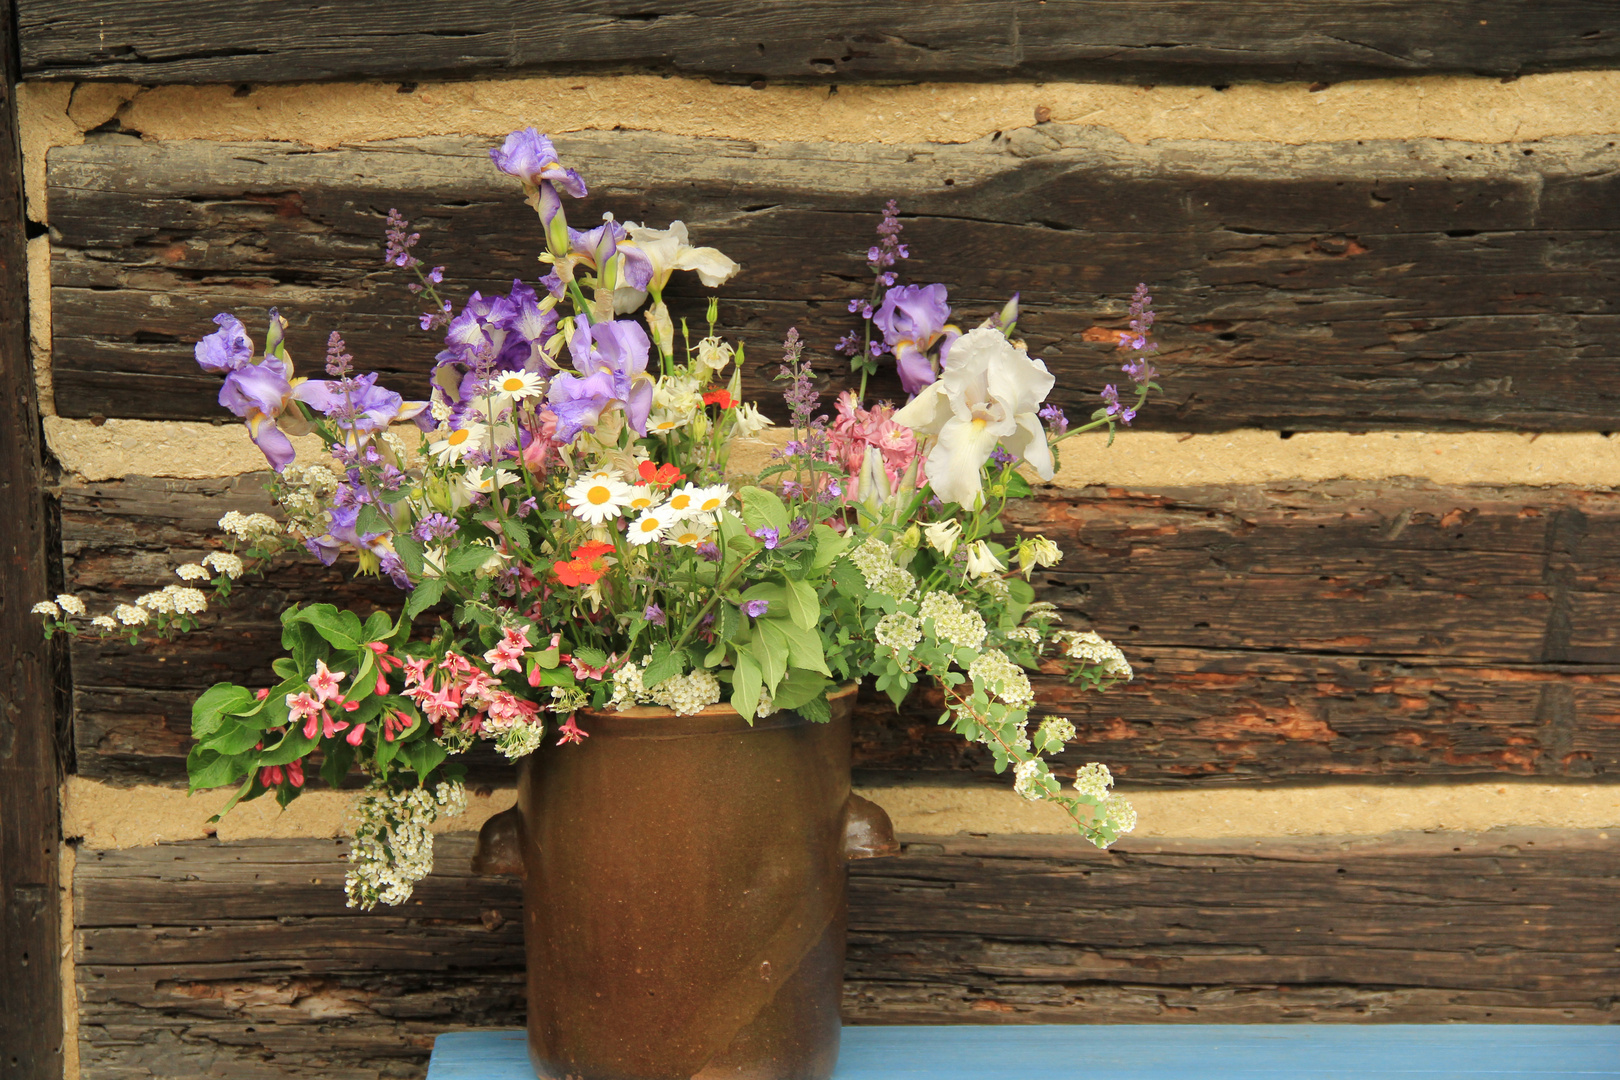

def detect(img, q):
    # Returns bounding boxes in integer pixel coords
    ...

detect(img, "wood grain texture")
[17,1,1620,85]
[60,474,1620,784]
[0,3,65,1076]
[46,128,1620,431]
[72,830,1620,1079]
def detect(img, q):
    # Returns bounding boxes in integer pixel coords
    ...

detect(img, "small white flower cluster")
[1013,758,1046,801]
[875,611,923,653]
[917,591,987,650]
[136,584,209,616]
[1035,716,1077,751]
[175,563,210,582]
[1025,601,1061,623]
[32,593,87,619]
[968,649,1034,709]
[218,510,281,543]
[1003,626,1041,645]
[649,669,723,716]
[1073,762,1114,801]
[846,538,916,599]
[344,781,467,910]
[202,551,245,578]
[1055,630,1133,680]
[1069,762,1137,835]
[607,657,649,710]
[113,603,149,626]
[494,723,545,759]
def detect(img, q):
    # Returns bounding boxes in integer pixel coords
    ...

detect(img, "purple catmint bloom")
[790,516,809,534]
[989,446,1015,468]
[517,496,538,517]
[643,604,666,626]
[753,527,780,549]
[412,513,458,542]
[489,128,588,197]
[777,329,821,429]
[325,332,354,377]
[834,330,862,358]
[874,283,958,394]
[194,313,253,372]
[1100,384,1133,425]
[379,552,412,591]
[868,199,907,271]
[697,542,721,562]
[1038,403,1069,434]
[384,209,421,269]
[378,465,405,491]
[740,599,770,619]
[547,315,655,442]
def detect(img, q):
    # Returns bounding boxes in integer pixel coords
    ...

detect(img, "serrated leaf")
[355,503,390,538]
[717,601,740,645]
[796,693,832,724]
[447,544,495,574]
[393,533,425,577]
[574,645,608,669]
[403,578,445,621]
[641,643,682,688]
[830,558,866,598]
[501,516,531,550]
[739,486,790,535]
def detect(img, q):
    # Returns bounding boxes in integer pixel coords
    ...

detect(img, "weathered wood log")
[71,830,1620,1078]
[47,130,1620,430]
[60,474,1620,783]
[0,4,65,1076]
[17,1,1620,85]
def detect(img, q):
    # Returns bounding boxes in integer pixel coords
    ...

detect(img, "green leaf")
[730,652,763,722]
[403,738,447,781]
[717,601,740,645]
[393,533,426,577]
[192,683,254,739]
[201,716,270,756]
[186,745,247,793]
[356,503,390,537]
[811,524,850,569]
[767,617,831,675]
[739,486,791,536]
[753,621,789,690]
[320,741,356,789]
[271,658,299,680]
[290,604,366,651]
[447,544,495,574]
[362,610,393,642]
[830,559,866,598]
[1003,470,1035,498]
[403,578,446,621]
[573,645,609,669]
[501,517,531,551]
[796,692,832,724]
[256,727,317,767]
[642,643,682,688]
[770,668,829,712]
[784,578,818,630]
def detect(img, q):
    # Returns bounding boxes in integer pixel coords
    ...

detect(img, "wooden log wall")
[14,4,1620,1077]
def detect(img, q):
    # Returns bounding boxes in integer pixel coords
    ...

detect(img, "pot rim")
[573,680,858,738]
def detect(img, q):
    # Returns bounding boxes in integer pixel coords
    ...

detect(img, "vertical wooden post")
[0,0,64,1076]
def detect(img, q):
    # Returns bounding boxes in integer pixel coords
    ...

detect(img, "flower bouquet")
[38,127,1160,1078]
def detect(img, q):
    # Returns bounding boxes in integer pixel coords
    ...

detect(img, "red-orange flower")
[573,541,615,561]
[702,389,735,409]
[553,558,605,587]
[637,460,685,487]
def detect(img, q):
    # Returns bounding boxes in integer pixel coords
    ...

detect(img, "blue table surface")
[427,1026,1620,1079]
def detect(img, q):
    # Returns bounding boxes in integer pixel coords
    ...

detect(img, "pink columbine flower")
[308,659,346,703]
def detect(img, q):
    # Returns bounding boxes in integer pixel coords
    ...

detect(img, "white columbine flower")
[922,520,962,557]
[626,504,679,546]
[892,326,1056,509]
[696,337,735,372]
[564,471,635,525]
[490,369,544,403]
[731,402,773,438]
[428,422,489,464]
[175,564,210,582]
[963,540,1005,579]
[1017,536,1063,578]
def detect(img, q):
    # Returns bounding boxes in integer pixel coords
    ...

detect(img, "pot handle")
[471,805,526,877]
[843,792,899,859]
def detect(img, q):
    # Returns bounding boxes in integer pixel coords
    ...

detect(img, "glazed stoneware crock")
[473,682,895,1080]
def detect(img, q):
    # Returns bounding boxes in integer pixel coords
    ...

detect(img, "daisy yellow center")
[501,376,526,392]
[630,497,653,509]
[638,518,661,533]
[699,497,722,512]
[447,429,472,446]
[669,494,691,510]
[587,486,612,505]
[675,531,701,544]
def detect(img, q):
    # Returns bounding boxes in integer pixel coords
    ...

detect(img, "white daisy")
[664,483,705,519]
[564,472,635,525]
[623,485,660,514]
[647,410,692,434]
[428,422,489,464]
[461,467,519,497]
[664,521,714,548]
[626,504,680,546]
[691,484,732,517]
[490,369,544,403]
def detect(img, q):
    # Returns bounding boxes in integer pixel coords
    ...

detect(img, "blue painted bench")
[428,1025,1620,1078]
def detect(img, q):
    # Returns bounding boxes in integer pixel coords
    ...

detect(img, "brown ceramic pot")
[473,682,895,1080]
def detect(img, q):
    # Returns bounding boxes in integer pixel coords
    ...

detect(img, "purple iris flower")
[874,283,959,395]
[303,534,342,566]
[194,313,253,371]
[567,218,654,294]
[196,314,302,471]
[489,128,588,198]
[740,599,770,619]
[547,316,655,442]
[295,372,429,433]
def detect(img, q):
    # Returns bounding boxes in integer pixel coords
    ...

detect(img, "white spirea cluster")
[1004,626,1041,645]
[202,551,245,578]
[1055,631,1133,680]
[113,604,149,626]
[607,657,649,710]
[968,649,1034,709]
[918,591,988,650]
[31,601,58,617]
[218,510,281,543]
[136,584,209,616]
[56,593,87,616]
[1025,601,1061,622]
[875,611,923,653]
[1073,762,1115,801]
[494,723,545,759]
[1036,716,1077,748]
[649,669,722,715]
[344,781,467,910]
[1013,758,1045,801]
[175,563,210,581]
[91,615,117,631]
[846,538,915,599]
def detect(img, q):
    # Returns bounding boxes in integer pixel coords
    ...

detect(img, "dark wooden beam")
[45,130,1620,431]
[0,2,64,1077]
[69,829,1620,1076]
[59,474,1620,785]
[16,1,1620,86]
